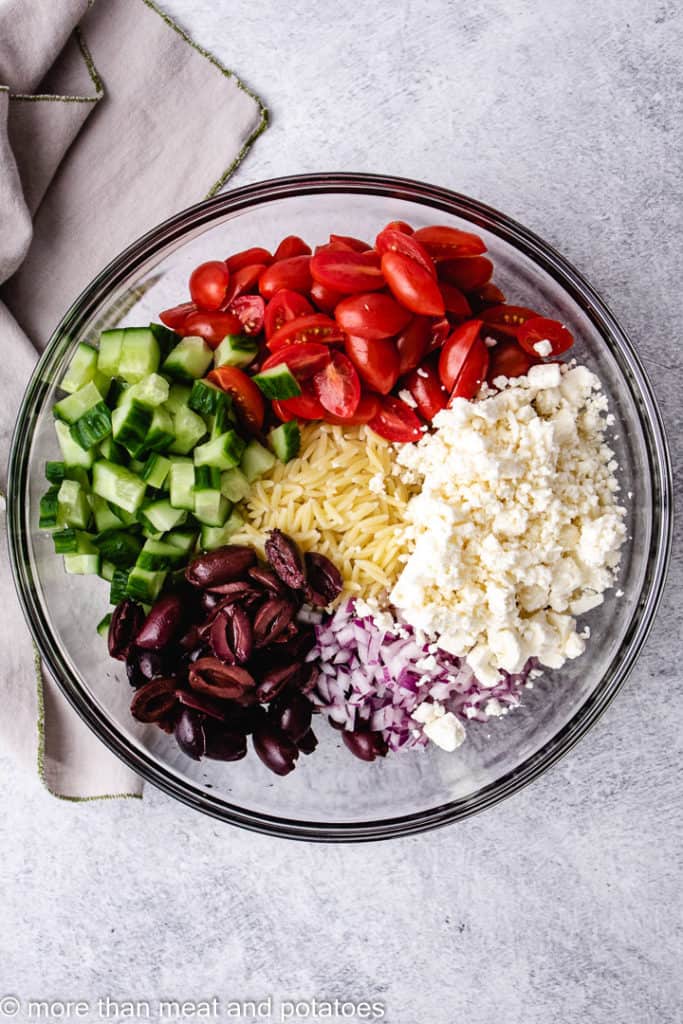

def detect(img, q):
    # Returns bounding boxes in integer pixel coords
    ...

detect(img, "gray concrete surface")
[1,1,681,1022]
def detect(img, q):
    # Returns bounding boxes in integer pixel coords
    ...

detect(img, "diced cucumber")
[39,486,61,529]
[142,523,164,540]
[193,485,231,527]
[139,499,187,533]
[129,458,146,475]
[149,322,180,360]
[168,405,206,454]
[55,420,95,469]
[207,397,236,439]
[165,383,192,415]
[125,566,166,603]
[96,612,112,637]
[136,538,185,571]
[107,501,138,526]
[53,528,79,554]
[118,327,160,382]
[252,364,302,400]
[165,530,197,556]
[193,465,222,491]
[220,468,251,503]
[200,510,244,550]
[188,379,228,417]
[111,400,152,456]
[162,335,213,380]
[45,461,66,484]
[100,561,116,583]
[119,373,169,409]
[109,568,130,604]
[93,529,142,567]
[61,343,99,394]
[105,379,129,409]
[97,329,124,377]
[98,437,127,465]
[240,439,276,482]
[92,495,124,533]
[194,430,245,470]
[70,401,112,451]
[269,421,301,462]
[141,453,171,489]
[92,460,147,514]
[144,407,175,452]
[57,479,91,529]
[169,459,195,510]
[213,334,259,369]
[64,552,100,575]
[66,467,90,488]
[53,381,105,425]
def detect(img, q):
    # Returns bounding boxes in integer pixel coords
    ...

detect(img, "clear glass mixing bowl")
[7,174,672,841]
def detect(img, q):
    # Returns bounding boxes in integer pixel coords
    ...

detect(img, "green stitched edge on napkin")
[6,28,102,104]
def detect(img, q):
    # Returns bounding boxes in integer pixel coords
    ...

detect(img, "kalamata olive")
[253,598,296,647]
[247,565,287,595]
[185,545,256,588]
[130,677,178,723]
[188,658,256,703]
[175,708,206,759]
[210,604,253,664]
[304,551,343,606]
[342,728,388,762]
[156,706,180,734]
[125,649,145,688]
[297,728,318,755]
[264,529,306,590]
[179,625,201,650]
[135,593,184,650]
[108,599,144,661]
[252,722,299,776]
[255,661,301,703]
[207,580,261,602]
[271,692,313,742]
[176,689,227,721]
[203,721,248,761]
[201,591,220,613]
[138,649,171,680]
[209,611,237,664]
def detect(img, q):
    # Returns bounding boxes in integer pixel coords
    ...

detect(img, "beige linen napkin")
[0,0,267,798]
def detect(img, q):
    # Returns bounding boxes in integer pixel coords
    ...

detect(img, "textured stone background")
[1,1,681,1022]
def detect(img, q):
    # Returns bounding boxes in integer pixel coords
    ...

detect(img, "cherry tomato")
[324,393,380,425]
[480,304,539,338]
[486,340,539,383]
[259,256,312,300]
[273,236,311,261]
[335,293,412,340]
[467,282,506,312]
[189,261,230,311]
[312,350,361,418]
[438,319,484,390]
[310,279,343,313]
[413,225,486,260]
[449,336,489,402]
[439,282,472,319]
[517,316,574,356]
[274,386,325,421]
[223,263,266,306]
[267,314,344,352]
[180,310,242,348]
[329,234,370,252]
[226,247,272,273]
[159,302,196,330]
[439,256,493,292]
[310,250,384,294]
[368,395,423,443]
[427,317,451,353]
[395,316,432,375]
[381,251,445,317]
[260,343,331,379]
[206,366,265,431]
[344,335,400,395]
[225,294,265,335]
[403,361,448,421]
[383,220,414,235]
[264,290,314,339]
[375,228,435,277]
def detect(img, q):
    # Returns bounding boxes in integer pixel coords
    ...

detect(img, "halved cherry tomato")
[486,340,539,384]
[480,304,539,338]
[267,313,344,352]
[310,279,343,313]
[413,225,486,260]
[329,234,370,252]
[439,256,493,292]
[225,294,265,335]
[439,282,472,319]
[206,366,265,431]
[180,310,242,348]
[344,335,400,395]
[394,316,432,375]
[381,251,445,317]
[223,264,266,305]
[159,301,196,330]
[312,350,361,418]
[467,282,506,312]
[517,316,574,357]
[426,317,451,354]
[273,236,311,261]
[264,290,314,339]
[368,395,423,443]
[403,360,448,421]
[449,336,489,402]
[335,293,412,340]
[375,228,435,277]
[274,386,325,421]
[310,250,384,294]
[383,220,414,235]
[438,319,484,390]
[260,342,331,379]
[226,247,272,273]
[189,261,230,311]
[324,393,380,424]
[259,256,312,300]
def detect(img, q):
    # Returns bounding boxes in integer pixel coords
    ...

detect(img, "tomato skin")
[264,290,314,339]
[517,316,574,356]
[381,251,445,317]
[260,343,331,379]
[180,310,242,348]
[312,350,361,418]
[310,279,343,313]
[222,263,266,305]
[368,395,423,443]
[189,261,230,311]
[259,256,312,300]
[225,294,265,335]
[226,247,272,273]
[310,250,384,294]
[403,361,448,421]
[274,386,325,421]
[438,319,484,390]
[375,228,436,278]
[413,225,487,259]
[267,313,344,352]
[344,335,400,395]
[427,316,451,353]
[486,340,539,384]
[448,336,489,402]
[467,282,506,313]
[439,282,472,319]
[273,236,311,261]
[324,393,380,424]
[383,220,414,235]
[335,293,412,340]
[395,316,432,375]
[480,304,539,338]
[439,256,493,292]
[160,302,196,330]
[207,366,265,431]
[329,234,370,252]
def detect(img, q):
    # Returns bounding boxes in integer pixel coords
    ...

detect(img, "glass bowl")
[7,174,672,841]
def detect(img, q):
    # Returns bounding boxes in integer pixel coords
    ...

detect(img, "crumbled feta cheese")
[398,389,417,408]
[533,338,554,357]
[368,472,385,495]
[412,702,466,750]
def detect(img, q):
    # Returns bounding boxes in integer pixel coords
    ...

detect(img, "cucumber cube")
[92,460,147,514]
[162,336,213,380]
[194,430,245,470]
[118,328,160,382]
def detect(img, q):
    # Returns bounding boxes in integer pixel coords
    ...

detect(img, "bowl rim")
[7,172,673,842]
